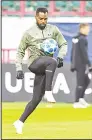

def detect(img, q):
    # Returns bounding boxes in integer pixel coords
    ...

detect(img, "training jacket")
[71,33,91,70]
[16,23,67,71]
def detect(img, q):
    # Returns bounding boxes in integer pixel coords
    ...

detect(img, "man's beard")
[36,23,46,30]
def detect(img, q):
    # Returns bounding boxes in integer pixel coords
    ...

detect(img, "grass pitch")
[2,102,92,139]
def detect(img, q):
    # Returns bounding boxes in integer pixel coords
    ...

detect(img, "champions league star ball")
[41,38,58,55]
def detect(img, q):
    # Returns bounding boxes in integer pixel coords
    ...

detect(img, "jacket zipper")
[42,30,44,38]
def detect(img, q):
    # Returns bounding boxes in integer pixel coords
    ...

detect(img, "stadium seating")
[25,1,49,12]
[2,1,92,16]
[86,1,92,11]
[55,1,80,12]
[2,1,20,11]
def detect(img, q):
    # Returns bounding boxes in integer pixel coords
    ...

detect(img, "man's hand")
[89,66,92,72]
[16,70,24,79]
[70,68,76,72]
[70,64,76,72]
[57,57,63,68]
[85,65,92,74]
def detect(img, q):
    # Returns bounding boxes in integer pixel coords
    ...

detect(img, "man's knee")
[76,86,83,94]
[49,58,57,67]
[32,96,42,105]
[78,86,83,89]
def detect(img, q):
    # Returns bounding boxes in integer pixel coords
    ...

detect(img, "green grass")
[2,102,92,139]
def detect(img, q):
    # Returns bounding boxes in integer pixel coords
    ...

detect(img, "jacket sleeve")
[54,26,68,59]
[79,38,91,66]
[16,32,29,71]
[70,41,76,69]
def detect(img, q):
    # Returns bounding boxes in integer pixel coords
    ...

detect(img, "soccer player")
[13,7,67,134]
[71,23,92,108]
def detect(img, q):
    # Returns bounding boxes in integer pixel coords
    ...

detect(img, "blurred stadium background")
[2,0,92,63]
[2,0,92,139]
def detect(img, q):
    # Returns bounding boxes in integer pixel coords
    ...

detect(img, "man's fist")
[89,66,92,72]
[70,68,76,72]
[85,65,92,74]
[70,64,76,72]
[16,70,24,79]
[57,57,63,68]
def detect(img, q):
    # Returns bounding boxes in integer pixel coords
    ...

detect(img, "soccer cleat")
[13,120,24,134]
[44,91,56,103]
[73,102,87,108]
[79,98,90,107]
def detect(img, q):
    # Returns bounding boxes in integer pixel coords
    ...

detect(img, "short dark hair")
[79,23,89,29]
[36,7,48,15]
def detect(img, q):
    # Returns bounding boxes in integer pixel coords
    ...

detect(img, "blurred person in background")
[13,7,67,134]
[71,23,92,108]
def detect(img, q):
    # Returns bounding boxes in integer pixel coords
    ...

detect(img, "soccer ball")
[41,38,58,55]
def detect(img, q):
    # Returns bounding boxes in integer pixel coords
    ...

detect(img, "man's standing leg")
[13,74,46,134]
[73,68,87,108]
[19,74,46,122]
[79,72,90,107]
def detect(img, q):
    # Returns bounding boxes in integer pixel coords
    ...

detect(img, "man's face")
[80,25,90,35]
[81,25,90,35]
[35,12,48,30]
[85,25,90,35]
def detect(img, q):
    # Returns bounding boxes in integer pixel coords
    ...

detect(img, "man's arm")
[79,38,91,67]
[54,26,67,59]
[16,32,29,71]
[70,39,77,72]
